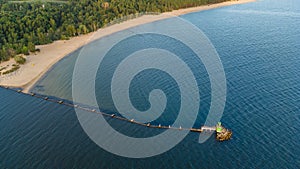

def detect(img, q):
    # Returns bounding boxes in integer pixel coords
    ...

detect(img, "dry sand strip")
[0,0,255,93]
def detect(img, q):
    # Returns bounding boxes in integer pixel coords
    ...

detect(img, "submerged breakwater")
[0,85,232,140]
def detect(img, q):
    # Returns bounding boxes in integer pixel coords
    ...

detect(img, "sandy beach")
[0,0,255,93]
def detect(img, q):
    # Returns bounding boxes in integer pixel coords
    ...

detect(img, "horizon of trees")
[0,0,230,62]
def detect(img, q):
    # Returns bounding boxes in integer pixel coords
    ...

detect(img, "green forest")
[0,0,230,61]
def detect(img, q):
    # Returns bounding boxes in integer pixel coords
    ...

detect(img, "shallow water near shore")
[1,0,300,168]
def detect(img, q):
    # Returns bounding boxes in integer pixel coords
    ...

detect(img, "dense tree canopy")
[0,0,229,61]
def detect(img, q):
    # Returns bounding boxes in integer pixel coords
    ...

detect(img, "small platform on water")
[195,124,232,141]
[215,122,232,141]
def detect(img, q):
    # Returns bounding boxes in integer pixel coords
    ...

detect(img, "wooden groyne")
[0,85,232,141]
[201,126,216,132]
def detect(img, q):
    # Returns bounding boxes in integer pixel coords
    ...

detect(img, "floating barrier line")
[0,86,216,133]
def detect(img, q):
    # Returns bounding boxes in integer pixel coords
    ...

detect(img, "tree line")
[0,0,229,62]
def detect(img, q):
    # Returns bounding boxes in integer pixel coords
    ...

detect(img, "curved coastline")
[0,0,255,93]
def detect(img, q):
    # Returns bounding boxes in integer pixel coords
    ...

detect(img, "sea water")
[1,0,300,168]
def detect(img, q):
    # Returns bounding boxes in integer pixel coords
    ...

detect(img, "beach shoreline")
[0,0,255,93]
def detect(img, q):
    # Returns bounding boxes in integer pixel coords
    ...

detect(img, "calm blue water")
[1,0,300,168]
